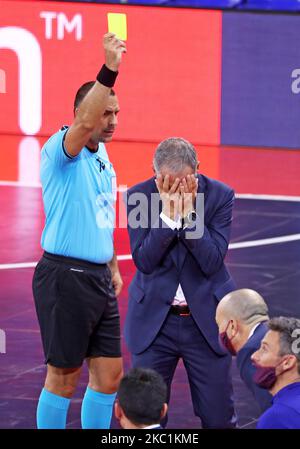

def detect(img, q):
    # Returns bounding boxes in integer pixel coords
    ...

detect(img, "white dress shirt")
[160,211,188,306]
[142,424,162,429]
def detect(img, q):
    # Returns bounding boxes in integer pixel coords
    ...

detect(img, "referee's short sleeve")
[42,128,80,166]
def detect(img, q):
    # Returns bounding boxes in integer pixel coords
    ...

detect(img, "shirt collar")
[247,322,261,341]
[142,424,161,429]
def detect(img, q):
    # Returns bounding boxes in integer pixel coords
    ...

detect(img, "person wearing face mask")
[251,317,300,429]
[216,289,272,412]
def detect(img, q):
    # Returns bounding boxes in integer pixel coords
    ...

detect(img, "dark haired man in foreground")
[115,368,167,429]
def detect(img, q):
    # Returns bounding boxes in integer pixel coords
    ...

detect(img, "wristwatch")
[183,210,198,229]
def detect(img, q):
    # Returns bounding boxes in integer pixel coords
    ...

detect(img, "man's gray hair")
[153,137,198,173]
[268,317,300,374]
[220,289,269,326]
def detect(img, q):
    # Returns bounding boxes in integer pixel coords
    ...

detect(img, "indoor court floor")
[1,180,300,429]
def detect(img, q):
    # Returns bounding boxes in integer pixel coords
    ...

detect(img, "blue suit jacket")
[236,322,272,412]
[124,174,236,355]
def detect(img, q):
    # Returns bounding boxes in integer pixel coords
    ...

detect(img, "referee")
[32,34,126,429]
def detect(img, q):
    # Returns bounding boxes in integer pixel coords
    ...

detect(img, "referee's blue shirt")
[40,127,116,264]
[257,382,300,429]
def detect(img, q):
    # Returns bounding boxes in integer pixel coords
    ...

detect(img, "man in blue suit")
[216,289,272,412]
[124,137,237,428]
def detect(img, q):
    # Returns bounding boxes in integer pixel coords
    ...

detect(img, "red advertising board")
[0,1,222,144]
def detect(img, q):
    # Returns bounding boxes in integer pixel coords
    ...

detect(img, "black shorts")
[32,251,121,368]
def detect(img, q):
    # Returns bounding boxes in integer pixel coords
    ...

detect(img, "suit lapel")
[148,175,205,272]
[149,178,180,269]
[176,174,205,272]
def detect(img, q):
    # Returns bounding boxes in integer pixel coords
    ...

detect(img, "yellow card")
[107,13,127,41]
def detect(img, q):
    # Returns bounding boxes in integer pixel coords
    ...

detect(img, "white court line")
[0,181,41,188]
[229,233,300,249]
[1,233,300,270]
[238,418,258,429]
[116,254,133,261]
[1,182,300,201]
[235,193,300,202]
[0,262,37,270]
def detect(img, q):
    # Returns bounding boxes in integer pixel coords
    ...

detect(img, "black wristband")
[96,64,118,88]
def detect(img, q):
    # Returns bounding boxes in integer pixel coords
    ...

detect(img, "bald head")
[217,289,269,327]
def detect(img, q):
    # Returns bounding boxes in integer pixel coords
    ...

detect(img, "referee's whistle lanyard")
[96,156,116,199]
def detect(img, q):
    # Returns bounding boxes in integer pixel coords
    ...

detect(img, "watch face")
[183,211,197,230]
[189,211,197,222]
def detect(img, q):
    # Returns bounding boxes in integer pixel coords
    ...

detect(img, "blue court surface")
[0,185,299,428]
